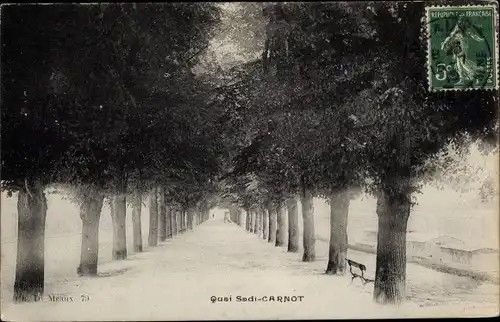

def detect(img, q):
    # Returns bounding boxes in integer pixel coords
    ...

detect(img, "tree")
[347,2,498,304]
[1,5,87,301]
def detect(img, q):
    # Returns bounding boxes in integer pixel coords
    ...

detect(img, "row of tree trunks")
[253,182,410,304]
[12,177,212,303]
[78,188,104,277]
[275,201,286,247]
[245,198,299,253]
[13,183,47,302]
[325,190,349,275]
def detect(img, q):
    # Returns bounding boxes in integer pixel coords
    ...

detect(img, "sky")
[200,2,266,73]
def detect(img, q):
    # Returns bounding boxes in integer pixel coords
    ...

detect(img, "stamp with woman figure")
[425,3,499,91]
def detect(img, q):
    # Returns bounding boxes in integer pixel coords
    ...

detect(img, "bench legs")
[349,274,374,286]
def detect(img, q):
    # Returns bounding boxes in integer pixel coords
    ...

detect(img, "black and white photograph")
[1,1,499,320]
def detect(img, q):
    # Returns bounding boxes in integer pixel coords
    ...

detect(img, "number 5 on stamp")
[425,4,499,91]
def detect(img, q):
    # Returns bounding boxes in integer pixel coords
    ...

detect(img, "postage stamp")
[425,4,499,91]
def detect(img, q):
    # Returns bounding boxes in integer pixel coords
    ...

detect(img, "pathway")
[2,219,498,321]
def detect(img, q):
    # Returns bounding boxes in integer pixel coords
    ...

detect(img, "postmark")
[425,4,499,91]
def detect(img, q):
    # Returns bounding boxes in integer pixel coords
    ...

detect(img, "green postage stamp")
[426,4,499,91]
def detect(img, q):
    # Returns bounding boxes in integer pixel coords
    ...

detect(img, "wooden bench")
[345,258,374,285]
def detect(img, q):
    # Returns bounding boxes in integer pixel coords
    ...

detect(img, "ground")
[1,217,498,321]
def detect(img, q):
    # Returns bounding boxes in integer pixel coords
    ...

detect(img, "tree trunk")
[111,194,127,260]
[131,192,143,252]
[148,187,158,247]
[262,207,269,240]
[254,208,260,235]
[275,202,287,247]
[247,210,253,232]
[182,210,187,231]
[78,188,104,276]
[229,206,238,223]
[245,210,250,230]
[325,190,350,275]
[171,208,177,236]
[286,198,299,252]
[179,210,183,232]
[301,177,315,262]
[175,209,182,235]
[187,208,194,231]
[166,206,172,238]
[13,184,47,302]
[204,205,210,222]
[158,186,167,242]
[267,205,277,243]
[373,188,411,305]
[176,210,181,233]
[201,205,207,223]
[238,208,245,227]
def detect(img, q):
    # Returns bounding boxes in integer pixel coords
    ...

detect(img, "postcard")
[1,1,498,320]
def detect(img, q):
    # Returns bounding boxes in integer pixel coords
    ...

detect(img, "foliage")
[1,4,222,200]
